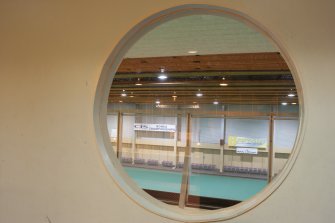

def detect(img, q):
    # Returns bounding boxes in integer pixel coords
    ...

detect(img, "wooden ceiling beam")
[113,71,292,79]
[110,86,296,91]
[110,52,297,106]
[111,80,295,87]
[110,97,298,104]
[117,52,289,73]
[110,101,298,105]
[107,109,298,118]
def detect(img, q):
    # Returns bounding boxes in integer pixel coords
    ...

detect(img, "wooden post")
[179,113,191,208]
[132,128,135,164]
[220,145,223,173]
[173,116,178,166]
[221,114,227,172]
[116,112,123,159]
[268,113,274,183]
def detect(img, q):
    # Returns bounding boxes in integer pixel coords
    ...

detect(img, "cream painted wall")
[0,1,335,223]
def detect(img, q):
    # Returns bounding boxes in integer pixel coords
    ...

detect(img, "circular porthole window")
[94,4,303,222]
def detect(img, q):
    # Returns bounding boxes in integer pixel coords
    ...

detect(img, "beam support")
[221,112,227,173]
[267,113,274,183]
[116,111,123,159]
[179,113,192,208]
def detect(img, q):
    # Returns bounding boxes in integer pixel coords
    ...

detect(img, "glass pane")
[107,13,300,210]
[188,115,270,209]
[107,113,118,154]
[108,103,183,205]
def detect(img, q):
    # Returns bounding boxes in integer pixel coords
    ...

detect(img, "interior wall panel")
[0,1,335,223]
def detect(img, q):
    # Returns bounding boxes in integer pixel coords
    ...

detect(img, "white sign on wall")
[134,123,176,132]
[236,147,258,155]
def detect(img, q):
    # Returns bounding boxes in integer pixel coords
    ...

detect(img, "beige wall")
[1,0,335,222]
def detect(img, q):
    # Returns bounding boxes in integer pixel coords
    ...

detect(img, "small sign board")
[236,147,258,155]
[134,123,176,132]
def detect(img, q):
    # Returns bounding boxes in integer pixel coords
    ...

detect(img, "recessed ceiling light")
[188,50,198,54]
[222,77,226,80]
[196,89,203,97]
[129,96,134,98]
[155,100,160,104]
[119,100,123,103]
[172,95,177,98]
[288,93,295,97]
[121,93,127,97]
[160,68,165,73]
[135,78,142,86]
[213,101,219,105]
[291,102,297,105]
[220,83,228,86]
[281,102,288,105]
[158,74,167,80]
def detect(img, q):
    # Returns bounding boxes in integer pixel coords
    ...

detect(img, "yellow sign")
[228,136,267,149]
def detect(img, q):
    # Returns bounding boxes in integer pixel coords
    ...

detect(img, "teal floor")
[125,167,267,201]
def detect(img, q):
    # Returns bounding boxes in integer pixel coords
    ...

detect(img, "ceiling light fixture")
[135,78,142,86]
[188,50,198,54]
[158,68,167,80]
[213,101,219,105]
[220,83,228,86]
[121,93,127,97]
[196,89,203,97]
[288,93,295,97]
[291,102,297,105]
[155,100,160,104]
[281,102,288,105]
[158,74,167,80]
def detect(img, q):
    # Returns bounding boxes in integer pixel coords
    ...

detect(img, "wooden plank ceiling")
[109,52,298,105]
